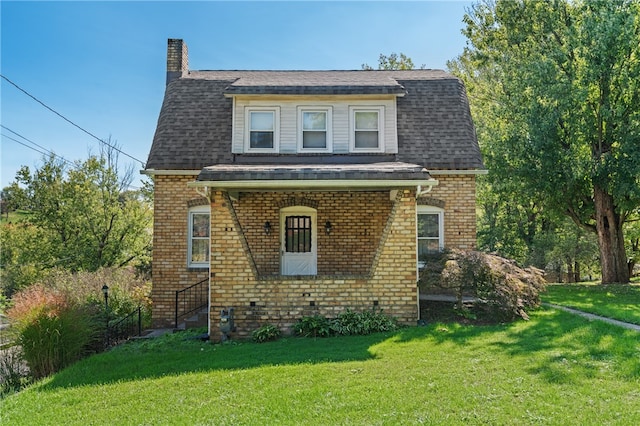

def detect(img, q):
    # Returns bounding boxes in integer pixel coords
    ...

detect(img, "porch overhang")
[187,162,438,192]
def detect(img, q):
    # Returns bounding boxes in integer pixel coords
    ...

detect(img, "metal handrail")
[107,306,143,347]
[174,278,209,329]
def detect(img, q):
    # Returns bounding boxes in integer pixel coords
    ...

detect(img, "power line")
[1,125,75,167]
[1,73,146,167]
[3,133,53,158]
[2,129,141,191]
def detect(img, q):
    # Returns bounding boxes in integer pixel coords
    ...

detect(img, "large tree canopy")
[451,0,640,283]
[1,146,152,295]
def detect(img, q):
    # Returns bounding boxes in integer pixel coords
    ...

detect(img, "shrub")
[294,310,399,338]
[0,346,31,396]
[252,324,281,343]
[419,249,546,321]
[41,267,152,320]
[293,315,333,338]
[6,285,98,379]
[332,309,399,335]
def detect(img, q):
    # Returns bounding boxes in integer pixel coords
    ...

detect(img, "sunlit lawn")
[2,307,639,425]
[543,281,640,325]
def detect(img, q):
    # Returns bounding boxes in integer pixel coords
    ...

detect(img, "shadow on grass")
[40,306,640,392]
[493,307,640,383]
[395,306,640,384]
[40,331,395,391]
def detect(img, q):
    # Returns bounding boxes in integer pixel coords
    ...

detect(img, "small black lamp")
[101,284,109,312]
[264,221,271,235]
[325,220,332,235]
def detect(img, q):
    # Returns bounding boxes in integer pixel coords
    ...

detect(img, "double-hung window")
[298,107,332,152]
[246,107,279,152]
[350,106,384,152]
[188,206,210,268]
[417,206,444,268]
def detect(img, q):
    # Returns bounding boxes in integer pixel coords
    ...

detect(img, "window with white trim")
[350,106,384,152]
[298,107,332,152]
[417,206,444,268]
[246,107,279,152]
[188,206,210,268]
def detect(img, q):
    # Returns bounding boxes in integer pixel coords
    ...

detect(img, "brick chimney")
[166,39,188,85]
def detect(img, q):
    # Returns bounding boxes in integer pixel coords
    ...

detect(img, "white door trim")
[280,206,317,275]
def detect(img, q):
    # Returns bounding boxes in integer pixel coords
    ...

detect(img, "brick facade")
[419,174,477,250]
[209,188,419,341]
[150,174,478,336]
[151,175,208,328]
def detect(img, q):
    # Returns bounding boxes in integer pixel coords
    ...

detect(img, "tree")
[362,53,425,70]
[1,182,28,219]
[1,143,152,293]
[451,0,640,283]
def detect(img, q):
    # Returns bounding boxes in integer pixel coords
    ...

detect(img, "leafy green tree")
[0,183,27,219]
[362,53,425,70]
[1,145,151,294]
[451,0,640,283]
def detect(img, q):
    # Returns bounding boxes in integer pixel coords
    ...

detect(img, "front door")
[281,207,317,275]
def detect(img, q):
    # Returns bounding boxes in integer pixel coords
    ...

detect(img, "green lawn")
[0,210,31,224]
[2,308,639,425]
[543,282,640,325]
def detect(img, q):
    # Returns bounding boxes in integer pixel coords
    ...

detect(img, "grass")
[2,308,639,425]
[543,281,640,325]
[0,210,31,224]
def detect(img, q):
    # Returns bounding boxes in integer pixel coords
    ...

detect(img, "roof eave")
[187,178,438,192]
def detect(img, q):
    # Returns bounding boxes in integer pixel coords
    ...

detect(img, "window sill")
[187,266,209,272]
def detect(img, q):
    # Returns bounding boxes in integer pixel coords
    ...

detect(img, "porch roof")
[190,162,437,191]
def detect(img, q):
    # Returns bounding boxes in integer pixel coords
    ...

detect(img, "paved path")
[543,303,640,332]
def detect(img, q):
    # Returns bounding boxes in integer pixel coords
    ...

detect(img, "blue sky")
[1,1,473,189]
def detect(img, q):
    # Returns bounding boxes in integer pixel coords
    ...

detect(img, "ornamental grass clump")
[6,284,98,379]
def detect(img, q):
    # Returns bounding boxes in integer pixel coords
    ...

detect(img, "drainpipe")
[194,185,212,338]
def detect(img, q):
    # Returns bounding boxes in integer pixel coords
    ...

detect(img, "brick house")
[143,39,484,340]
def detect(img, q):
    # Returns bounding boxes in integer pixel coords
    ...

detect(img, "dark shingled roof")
[220,70,407,96]
[145,70,484,173]
[197,162,431,182]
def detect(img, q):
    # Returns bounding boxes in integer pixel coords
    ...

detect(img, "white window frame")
[188,205,211,268]
[245,107,280,153]
[297,107,332,153]
[417,205,444,269]
[349,106,385,153]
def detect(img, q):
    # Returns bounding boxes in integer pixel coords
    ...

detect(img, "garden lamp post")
[102,285,109,346]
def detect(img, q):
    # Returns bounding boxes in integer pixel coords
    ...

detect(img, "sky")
[1,0,473,190]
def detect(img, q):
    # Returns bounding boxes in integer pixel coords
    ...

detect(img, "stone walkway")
[543,303,640,332]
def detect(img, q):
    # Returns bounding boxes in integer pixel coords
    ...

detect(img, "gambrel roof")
[145,70,483,173]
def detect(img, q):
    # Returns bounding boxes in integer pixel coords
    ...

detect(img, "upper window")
[298,107,332,152]
[417,206,444,268]
[350,107,384,152]
[188,206,210,268]
[246,107,279,152]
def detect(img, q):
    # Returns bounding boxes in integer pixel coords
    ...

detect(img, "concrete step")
[176,307,208,330]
